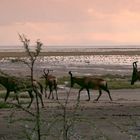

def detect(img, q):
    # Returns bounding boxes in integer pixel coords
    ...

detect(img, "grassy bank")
[0,74,139,101]
[0,74,136,90]
[57,74,140,89]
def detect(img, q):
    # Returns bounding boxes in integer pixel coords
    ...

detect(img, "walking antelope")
[0,75,44,108]
[69,71,112,101]
[42,69,58,100]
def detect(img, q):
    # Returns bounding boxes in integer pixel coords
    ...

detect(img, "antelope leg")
[27,91,34,108]
[78,87,84,100]
[95,89,102,101]
[38,92,44,108]
[5,90,10,102]
[86,88,90,101]
[106,90,112,101]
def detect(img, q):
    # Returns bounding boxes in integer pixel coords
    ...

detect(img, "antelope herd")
[0,61,139,107]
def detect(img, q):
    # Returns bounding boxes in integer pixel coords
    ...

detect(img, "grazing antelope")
[0,75,44,108]
[42,69,58,100]
[69,71,112,101]
[131,61,140,85]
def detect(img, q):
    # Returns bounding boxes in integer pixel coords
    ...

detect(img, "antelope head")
[131,61,139,85]
[43,68,49,78]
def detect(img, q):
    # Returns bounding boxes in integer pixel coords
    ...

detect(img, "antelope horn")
[43,68,49,76]
[133,61,138,69]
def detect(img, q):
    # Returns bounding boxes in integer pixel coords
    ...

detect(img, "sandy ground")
[0,88,140,140]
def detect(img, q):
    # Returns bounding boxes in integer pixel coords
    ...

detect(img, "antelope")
[131,61,140,85]
[42,69,58,100]
[69,71,112,101]
[0,75,44,108]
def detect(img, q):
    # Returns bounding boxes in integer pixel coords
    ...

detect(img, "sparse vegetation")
[57,74,140,89]
[0,102,12,108]
[1,35,140,140]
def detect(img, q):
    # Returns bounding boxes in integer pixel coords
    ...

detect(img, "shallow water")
[38,55,140,65]
[0,54,138,77]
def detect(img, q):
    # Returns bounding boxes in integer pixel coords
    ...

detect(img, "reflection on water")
[0,54,137,77]
[37,55,139,65]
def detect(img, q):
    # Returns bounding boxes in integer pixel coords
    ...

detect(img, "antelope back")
[85,77,106,89]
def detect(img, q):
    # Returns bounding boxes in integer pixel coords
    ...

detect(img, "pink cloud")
[1,0,140,45]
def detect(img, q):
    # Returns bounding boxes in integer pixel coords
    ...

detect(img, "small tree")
[18,34,42,140]
[7,34,90,140]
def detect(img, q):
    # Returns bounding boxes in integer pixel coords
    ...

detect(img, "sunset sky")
[0,0,140,46]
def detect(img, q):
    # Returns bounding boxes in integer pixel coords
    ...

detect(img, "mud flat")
[0,89,140,140]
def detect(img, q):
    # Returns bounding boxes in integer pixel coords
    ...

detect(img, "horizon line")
[1,44,140,47]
